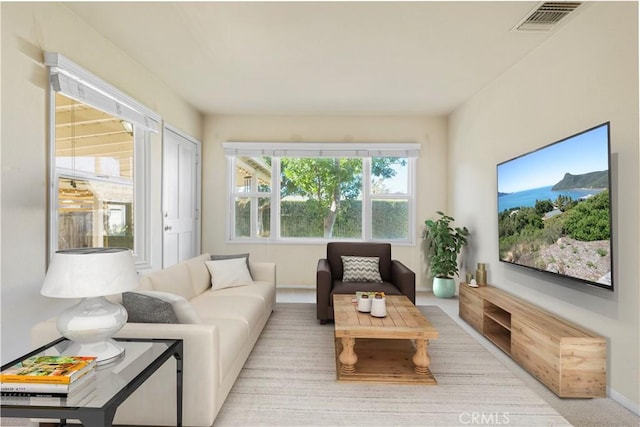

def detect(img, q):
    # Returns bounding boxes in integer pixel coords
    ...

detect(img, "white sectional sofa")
[31,253,276,427]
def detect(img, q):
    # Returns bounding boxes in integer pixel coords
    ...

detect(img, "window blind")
[45,52,161,133]
[223,142,420,158]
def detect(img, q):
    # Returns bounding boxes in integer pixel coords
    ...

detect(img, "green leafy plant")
[424,211,470,279]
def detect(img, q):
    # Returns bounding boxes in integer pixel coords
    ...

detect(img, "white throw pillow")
[205,257,254,290]
[124,290,201,324]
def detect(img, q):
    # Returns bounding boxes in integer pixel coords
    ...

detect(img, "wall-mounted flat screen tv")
[497,122,613,290]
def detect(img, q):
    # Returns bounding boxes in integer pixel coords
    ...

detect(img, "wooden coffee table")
[333,294,439,384]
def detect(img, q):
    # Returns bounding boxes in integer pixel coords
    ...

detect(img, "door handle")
[164,225,173,231]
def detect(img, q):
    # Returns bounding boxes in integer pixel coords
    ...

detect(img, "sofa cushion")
[184,253,212,296]
[123,290,201,324]
[205,258,254,290]
[141,262,195,300]
[211,253,253,279]
[190,293,264,330]
[123,291,179,323]
[341,256,383,283]
[209,281,276,311]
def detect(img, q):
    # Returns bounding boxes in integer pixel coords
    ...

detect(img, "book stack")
[1,355,97,403]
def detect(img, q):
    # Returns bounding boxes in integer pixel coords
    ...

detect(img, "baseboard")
[276,285,314,289]
[608,387,640,415]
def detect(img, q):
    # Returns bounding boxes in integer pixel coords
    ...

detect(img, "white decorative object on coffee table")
[370,294,387,317]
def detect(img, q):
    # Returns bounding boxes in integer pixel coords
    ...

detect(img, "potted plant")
[424,211,470,298]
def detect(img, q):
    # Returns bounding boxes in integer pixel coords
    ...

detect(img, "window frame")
[46,53,159,268]
[225,142,419,245]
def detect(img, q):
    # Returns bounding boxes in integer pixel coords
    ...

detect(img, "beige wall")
[449,2,639,411]
[1,3,202,362]
[202,115,449,288]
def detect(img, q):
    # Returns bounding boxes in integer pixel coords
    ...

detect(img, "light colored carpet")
[214,303,571,426]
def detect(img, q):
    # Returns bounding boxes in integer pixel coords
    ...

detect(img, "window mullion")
[227,156,236,241]
[133,127,150,267]
[250,196,258,238]
[250,173,257,238]
[272,158,281,241]
[362,158,371,240]
[407,157,416,243]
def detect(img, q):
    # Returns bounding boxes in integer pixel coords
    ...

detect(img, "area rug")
[214,303,570,426]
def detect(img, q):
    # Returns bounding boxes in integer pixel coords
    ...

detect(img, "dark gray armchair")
[316,242,416,324]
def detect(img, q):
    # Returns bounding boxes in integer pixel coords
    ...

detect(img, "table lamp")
[41,247,139,365]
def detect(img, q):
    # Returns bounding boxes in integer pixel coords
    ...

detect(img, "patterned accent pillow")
[341,256,383,283]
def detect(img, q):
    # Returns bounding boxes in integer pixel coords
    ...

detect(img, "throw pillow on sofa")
[123,290,201,324]
[341,256,384,283]
[205,257,254,290]
[211,253,253,279]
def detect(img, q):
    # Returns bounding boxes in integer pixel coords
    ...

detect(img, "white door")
[162,125,201,268]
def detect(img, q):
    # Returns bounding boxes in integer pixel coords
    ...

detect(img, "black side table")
[1,337,183,427]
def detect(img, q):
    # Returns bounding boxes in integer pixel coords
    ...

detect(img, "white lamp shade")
[41,248,139,298]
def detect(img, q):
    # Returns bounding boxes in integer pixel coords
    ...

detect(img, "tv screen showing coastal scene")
[497,122,613,290]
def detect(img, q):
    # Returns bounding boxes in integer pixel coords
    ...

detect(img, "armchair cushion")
[331,281,403,296]
[341,256,383,283]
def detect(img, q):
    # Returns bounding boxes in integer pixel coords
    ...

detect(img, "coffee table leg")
[412,338,431,374]
[339,337,357,373]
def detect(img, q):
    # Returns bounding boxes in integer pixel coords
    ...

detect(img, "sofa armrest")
[316,259,333,321]
[31,320,221,427]
[391,260,416,304]
[249,261,276,284]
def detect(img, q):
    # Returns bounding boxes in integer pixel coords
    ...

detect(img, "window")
[47,53,160,268]
[232,156,272,238]
[225,143,419,243]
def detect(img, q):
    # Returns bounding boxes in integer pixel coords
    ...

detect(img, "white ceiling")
[66,1,580,116]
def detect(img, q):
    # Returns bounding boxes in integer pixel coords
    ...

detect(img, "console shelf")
[484,301,511,330]
[459,284,606,398]
[483,300,511,354]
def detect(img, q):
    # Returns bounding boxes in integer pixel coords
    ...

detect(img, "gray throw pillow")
[122,292,179,323]
[211,253,253,279]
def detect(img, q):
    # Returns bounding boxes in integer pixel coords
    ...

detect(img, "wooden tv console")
[459,284,606,398]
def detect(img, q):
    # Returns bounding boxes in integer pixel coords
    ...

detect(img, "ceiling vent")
[513,2,582,32]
